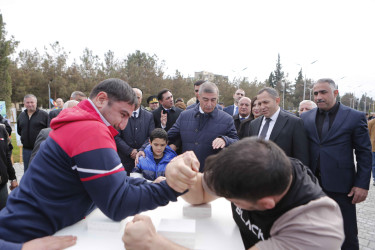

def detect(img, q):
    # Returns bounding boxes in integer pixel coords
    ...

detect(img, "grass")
[11,133,22,163]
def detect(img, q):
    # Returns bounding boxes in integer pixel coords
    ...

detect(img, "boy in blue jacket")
[133,128,177,181]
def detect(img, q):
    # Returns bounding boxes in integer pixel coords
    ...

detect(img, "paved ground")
[357,179,375,250]
[7,163,375,249]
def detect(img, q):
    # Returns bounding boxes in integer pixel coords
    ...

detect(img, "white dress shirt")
[258,107,281,140]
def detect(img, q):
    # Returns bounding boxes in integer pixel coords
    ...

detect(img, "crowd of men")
[0,77,373,250]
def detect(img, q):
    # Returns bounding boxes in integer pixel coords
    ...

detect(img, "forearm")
[152,234,188,250]
[182,173,217,205]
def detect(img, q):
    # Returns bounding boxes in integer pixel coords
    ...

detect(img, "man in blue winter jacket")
[133,128,177,181]
[168,81,238,172]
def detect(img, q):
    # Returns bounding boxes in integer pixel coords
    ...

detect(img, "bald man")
[115,88,155,174]
[233,97,252,132]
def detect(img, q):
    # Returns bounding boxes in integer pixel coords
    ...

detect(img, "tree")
[125,50,165,99]
[0,14,18,113]
[267,54,285,93]
[267,72,275,88]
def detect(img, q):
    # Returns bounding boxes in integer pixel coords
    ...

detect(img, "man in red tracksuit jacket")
[0,79,195,250]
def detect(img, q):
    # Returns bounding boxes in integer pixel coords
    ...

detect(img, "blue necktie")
[234,106,238,115]
[132,112,137,118]
[240,117,245,121]
[259,118,271,139]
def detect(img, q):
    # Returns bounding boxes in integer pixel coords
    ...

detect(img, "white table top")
[54,197,244,250]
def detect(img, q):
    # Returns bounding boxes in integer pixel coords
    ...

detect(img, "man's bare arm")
[182,173,218,205]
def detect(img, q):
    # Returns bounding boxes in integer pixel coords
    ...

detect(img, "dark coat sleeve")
[291,118,310,167]
[352,113,372,189]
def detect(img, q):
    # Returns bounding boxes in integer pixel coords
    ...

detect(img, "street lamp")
[48,79,52,110]
[308,88,313,100]
[297,60,318,101]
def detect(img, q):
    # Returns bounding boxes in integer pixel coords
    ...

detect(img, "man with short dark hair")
[152,89,183,132]
[301,78,372,250]
[17,94,48,171]
[0,79,195,248]
[167,82,238,172]
[247,87,309,166]
[115,88,155,174]
[123,138,344,250]
[223,89,245,116]
[187,80,223,110]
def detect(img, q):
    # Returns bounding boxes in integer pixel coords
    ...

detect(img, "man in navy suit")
[223,89,245,116]
[301,78,372,250]
[247,87,309,166]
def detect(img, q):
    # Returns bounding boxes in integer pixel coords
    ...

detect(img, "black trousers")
[324,190,359,250]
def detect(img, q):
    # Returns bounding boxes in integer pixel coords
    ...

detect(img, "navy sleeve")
[0,239,23,250]
[73,148,180,221]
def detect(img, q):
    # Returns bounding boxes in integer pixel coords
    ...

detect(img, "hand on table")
[22,236,77,250]
[123,214,157,250]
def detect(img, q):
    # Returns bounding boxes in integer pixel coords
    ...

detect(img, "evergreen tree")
[0,14,18,113]
[268,72,275,88]
[293,69,304,107]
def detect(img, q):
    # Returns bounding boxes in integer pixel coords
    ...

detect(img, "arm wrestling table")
[54,197,243,250]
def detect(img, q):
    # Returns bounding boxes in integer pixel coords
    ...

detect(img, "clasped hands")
[165,151,200,193]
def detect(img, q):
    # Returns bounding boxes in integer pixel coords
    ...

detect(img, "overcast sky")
[1,0,375,99]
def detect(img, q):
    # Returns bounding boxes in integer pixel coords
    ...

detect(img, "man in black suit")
[152,89,183,132]
[301,78,372,250]
[248,87,309,166]
[115,88,155,174]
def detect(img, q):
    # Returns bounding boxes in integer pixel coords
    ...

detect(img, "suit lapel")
[304,108,320,143]
[254,116,263,135]
[322,104,350,142]
[269,110,287,141]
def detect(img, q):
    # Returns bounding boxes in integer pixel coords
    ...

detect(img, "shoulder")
[223,105,233,111]
[141,109,153,119]
[279,109,299,120]
[50,120,115,157]
[172,107,183,114]
[217,109,234,120]
[256,196,344,249]
[37,109,49,116]
[152,106,162,114]
[179,108,196,118]
[250,116,262,125]
[18,110,27,119]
